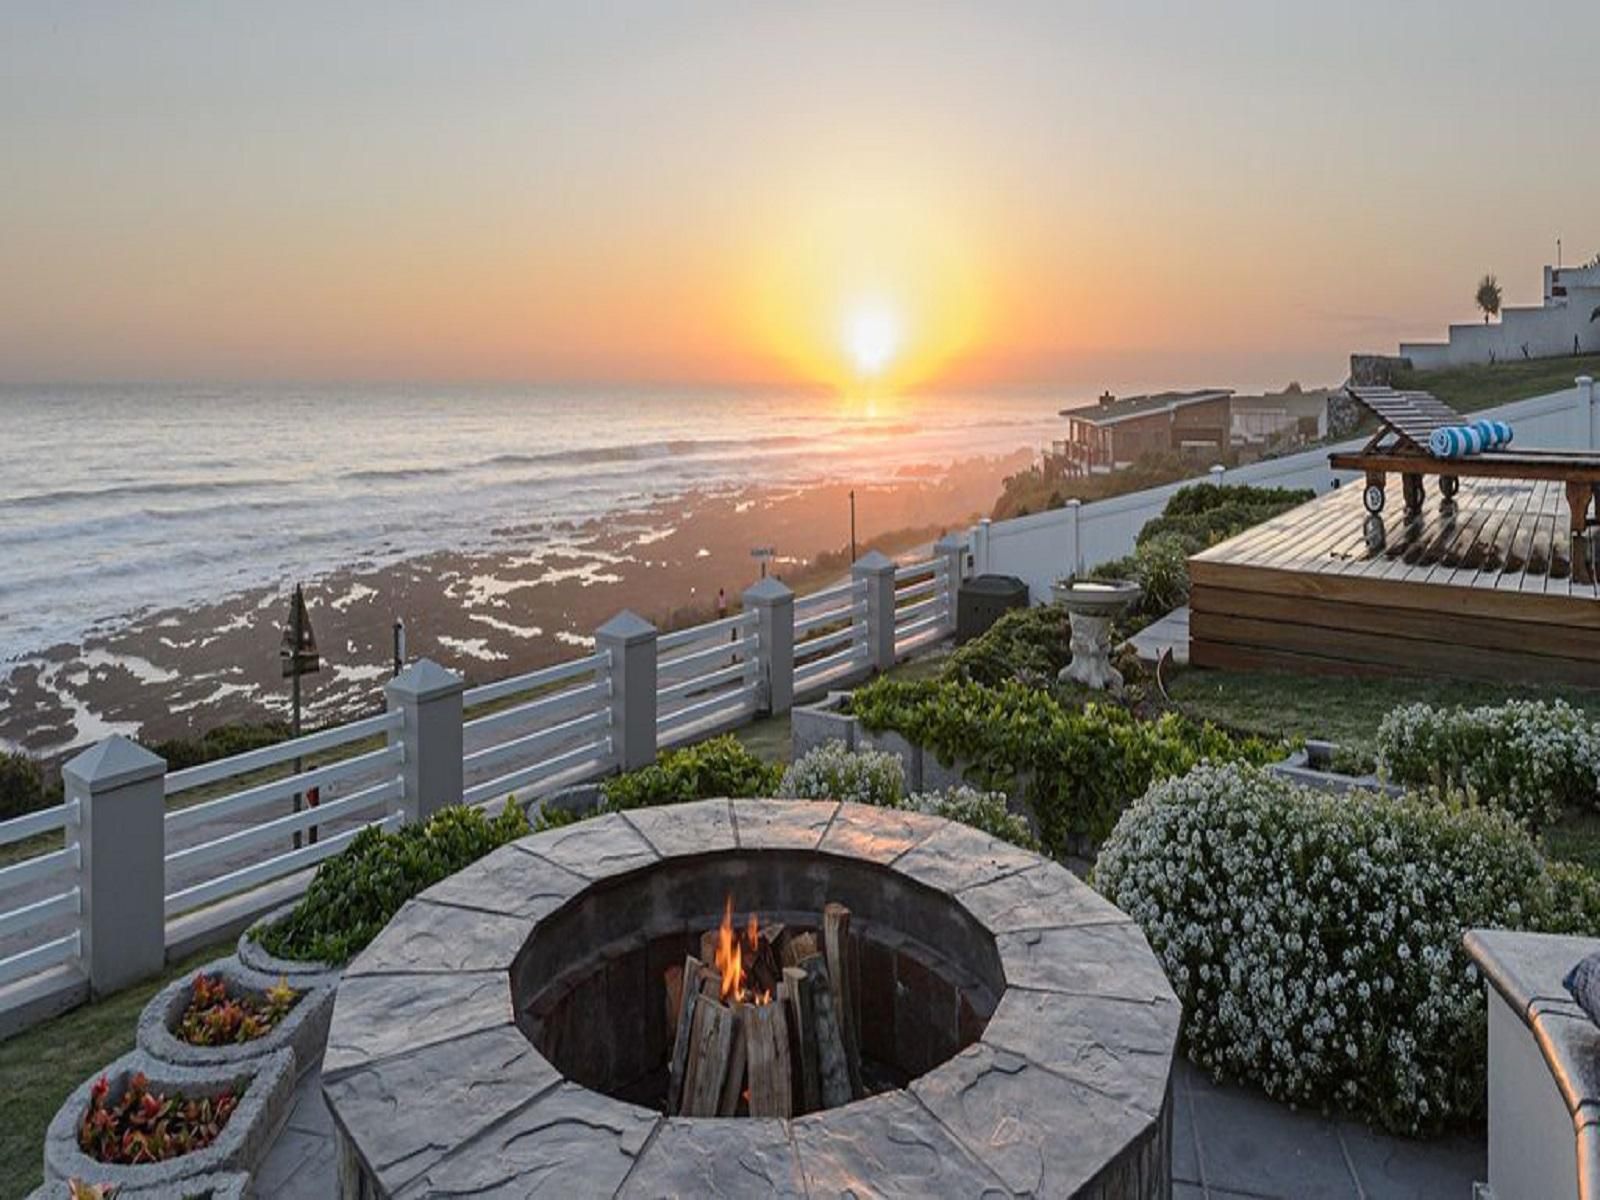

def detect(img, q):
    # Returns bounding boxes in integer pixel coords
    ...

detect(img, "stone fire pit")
[322,799,1180,1198]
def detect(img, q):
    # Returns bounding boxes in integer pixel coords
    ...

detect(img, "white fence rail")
[974,380,1600,603]
[0,545,964,1015]
[463,651,615,807]
[0,798,81,988]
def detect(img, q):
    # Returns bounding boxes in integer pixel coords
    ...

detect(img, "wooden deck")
[1188,478,1600,684]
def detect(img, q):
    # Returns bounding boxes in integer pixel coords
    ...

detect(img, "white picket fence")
[973,379,1600,602]
[0,549,959,1023]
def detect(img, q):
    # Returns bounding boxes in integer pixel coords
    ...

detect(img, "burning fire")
[713,896,772,1005]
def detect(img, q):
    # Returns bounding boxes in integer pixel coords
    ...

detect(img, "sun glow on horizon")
[844,304,901,378]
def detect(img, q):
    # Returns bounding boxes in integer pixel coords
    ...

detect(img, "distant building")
[1228,388,1330,459]
[1048,389,1232,476]
[1397,261,1600,369]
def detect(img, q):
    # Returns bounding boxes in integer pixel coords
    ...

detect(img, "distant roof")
[1058,388,1233,426]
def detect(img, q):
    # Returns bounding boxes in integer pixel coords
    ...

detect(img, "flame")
[713,895,772,1005]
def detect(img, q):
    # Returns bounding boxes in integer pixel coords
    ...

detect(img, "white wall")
[1401,288,1600,369]
[973,382,1596,602]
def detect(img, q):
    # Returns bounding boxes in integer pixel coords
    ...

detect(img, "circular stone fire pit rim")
[322,799,1182,1199]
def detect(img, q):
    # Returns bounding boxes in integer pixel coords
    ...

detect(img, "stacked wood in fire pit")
[664,900,863,1118]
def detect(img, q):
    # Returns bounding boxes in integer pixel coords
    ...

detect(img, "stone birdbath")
[1051,578,1142,694]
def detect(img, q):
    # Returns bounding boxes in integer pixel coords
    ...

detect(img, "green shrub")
[1376,699,1600,829]
[600,734,782,810]
[903,785,1038,850]
[151,721,292,773]
[1096,762,1600,1135]
[257,800,529,964]
[848,676,1280,853]
[943,604,1073,688]
[1159,482,1315,518]
[777,741,904,807]
[0,751,51,822]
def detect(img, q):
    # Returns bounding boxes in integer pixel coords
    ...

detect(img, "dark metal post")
[291,598,303,850]
[849,490,857,563]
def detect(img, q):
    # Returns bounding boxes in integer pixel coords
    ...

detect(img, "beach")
[0,446,1030,756]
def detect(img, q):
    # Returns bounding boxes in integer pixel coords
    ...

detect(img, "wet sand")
[0,451,1026,760]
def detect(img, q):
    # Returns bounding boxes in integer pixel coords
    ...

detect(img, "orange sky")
[2,3,1597,395]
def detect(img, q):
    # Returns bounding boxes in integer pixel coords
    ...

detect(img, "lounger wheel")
[1439,475,1459,499]
[1363,485,1385,514]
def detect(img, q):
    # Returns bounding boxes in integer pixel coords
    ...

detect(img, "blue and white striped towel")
[1428,420,1513,459]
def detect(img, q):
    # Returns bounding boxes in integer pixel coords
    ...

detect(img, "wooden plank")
[783,966,822,1114]
[744,1001,793,1118]
[665,955,705,1115]
[1190,611,1600,687]
[1187,557,1600,629]
[680,994,736,1117]
[822,903,863,1099]
[717,1002,749,1116]
[799,954,852,1109]
[1188,587,1600,663]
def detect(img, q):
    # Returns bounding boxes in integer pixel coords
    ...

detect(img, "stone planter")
[137,955,337,1081]
[1268,741,1402,798]
[856,725,923,791]
[237,904,342,987]
[790,690,857,758]
[44,1049,294,1191]
[28,1172,251,1200]
[919,749,974,795]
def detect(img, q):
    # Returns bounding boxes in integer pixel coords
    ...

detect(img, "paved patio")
[256,1054,1485,1198]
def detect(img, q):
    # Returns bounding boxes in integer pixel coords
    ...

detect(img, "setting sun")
[845,304,901,378]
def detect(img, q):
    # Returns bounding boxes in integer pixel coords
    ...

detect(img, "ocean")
[0,383,1062,665]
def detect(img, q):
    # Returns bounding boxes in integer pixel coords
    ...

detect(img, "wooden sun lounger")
[1328,385,1600,581]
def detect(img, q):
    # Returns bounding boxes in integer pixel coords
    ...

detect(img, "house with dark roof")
[1047,388,1233,476]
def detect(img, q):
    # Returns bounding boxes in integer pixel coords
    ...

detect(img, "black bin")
[956,574,1029,643]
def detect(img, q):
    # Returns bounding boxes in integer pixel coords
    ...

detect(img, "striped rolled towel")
[1428,420,1513,458]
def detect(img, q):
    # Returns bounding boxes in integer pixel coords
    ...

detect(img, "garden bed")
[43,1049,293,1192]
[137,956,336,1081]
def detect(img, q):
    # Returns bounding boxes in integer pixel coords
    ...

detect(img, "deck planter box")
[44,1049,293,1192]
[791,690,857,758]
[137,955,336,1081]
[237,904,342,987]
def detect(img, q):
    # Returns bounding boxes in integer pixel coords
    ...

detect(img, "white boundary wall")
[972,380,1598,603]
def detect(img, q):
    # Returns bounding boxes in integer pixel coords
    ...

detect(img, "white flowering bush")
[1376,699,1600,828]
[778,741,904,807]
[902,786,1038,850]
[1095,761,1600,1135]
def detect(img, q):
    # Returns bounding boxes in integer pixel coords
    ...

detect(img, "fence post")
[597,610,658,771]
[63,737,166,997]
[1579,376,1597,450]
[1210,463,1227,487]
[934,533,967,633]
[853,550,898,671]
[385,658,465,824]
[1065,498,1083,582]
[743,577,794,717]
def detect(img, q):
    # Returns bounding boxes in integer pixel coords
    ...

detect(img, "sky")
[2,1,1597,396]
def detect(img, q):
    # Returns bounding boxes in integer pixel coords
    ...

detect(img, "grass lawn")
[1167,666,1600,751]
[0,940,234,1200]
[1390,353,1600,414]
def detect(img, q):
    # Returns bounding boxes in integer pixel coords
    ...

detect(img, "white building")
[1399,261,1600,369]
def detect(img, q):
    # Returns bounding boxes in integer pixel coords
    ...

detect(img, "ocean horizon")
[0,383,1062,668]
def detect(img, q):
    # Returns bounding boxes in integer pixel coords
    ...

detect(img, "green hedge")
[0,751,57,823]
[600,735,782,810]
[257,801,529,964]
[943,604,1073,688]
[150,721,292,773]
[1097,762,1600,1135]
[1376,699,1600,830]
[847,676,1280,853]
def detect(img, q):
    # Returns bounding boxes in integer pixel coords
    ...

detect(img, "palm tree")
[1475,274,1502,324]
